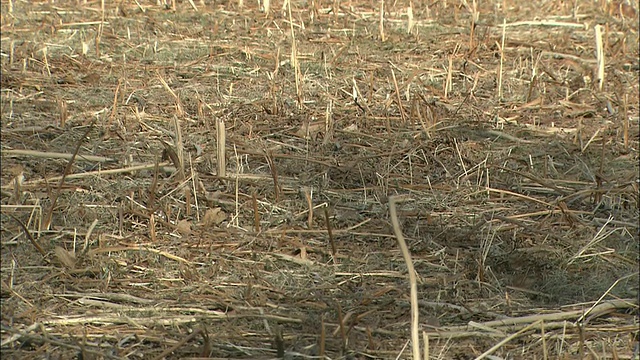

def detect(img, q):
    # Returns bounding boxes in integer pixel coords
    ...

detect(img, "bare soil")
[1,0,639,359]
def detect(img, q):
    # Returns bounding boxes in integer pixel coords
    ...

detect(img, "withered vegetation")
[1,0,638,359]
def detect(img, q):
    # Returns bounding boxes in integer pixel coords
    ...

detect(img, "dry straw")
[216,117,226,180]
[379,0,385,41]
[498,19,506,99]
[287,0,303,108]
[1,0,637,358]
[388,195,420,360]
[594,24,605,91]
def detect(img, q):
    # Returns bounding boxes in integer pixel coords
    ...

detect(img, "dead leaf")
[202,207,226,227]
[176,219,192,236]
[295,121,324,139]
[54,246,76,269]
[56,74,76,85]
[205,190,223,203]
[343,123,358,132]
[80,73,101,84]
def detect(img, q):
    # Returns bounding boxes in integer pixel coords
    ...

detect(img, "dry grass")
[1,0,639,359]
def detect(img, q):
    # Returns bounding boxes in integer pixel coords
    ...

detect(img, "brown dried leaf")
[295,121,324,139]
[80,73,100,84]
[176,219,192,236]
[205,190,223,203]
[202,207,226,227]
[54,246,76,269]
[343,123,358,132]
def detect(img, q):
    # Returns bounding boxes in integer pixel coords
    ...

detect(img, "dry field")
[1,0,639,359]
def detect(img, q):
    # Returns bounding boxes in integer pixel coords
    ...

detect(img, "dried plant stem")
[287,0,303,108]
[96,0,105,57]
[108,79,121,126]
[3,2,637,358]
[622,94,629,149]
[9,40,14,65]
[469,0,477,49]
[423,331,430,360]
[148,158,159,242]
[265,152,281,202]
[7,162,171,188]
[173,116,185,179]
[475,320,543,360]
[379,0,385,41]
[444,56,453,99]
[319,317,325,357]
[149,214,157,242]
[0,324,123,360]
[43,121,95,230]
[498,19,506,99]
[388,195,420,360]
[157,71,184,117]
[336,302,347,352]
[323,100,334,144]
[216,118,226,179]
[541,319,548,360]
[252,192,260,232]
[58,98,67,127]
[323,206,337,263]
[3,149,115,163]
[351,78,372,116]
[234,172,240,227]
[151,328,203,360]
[500,20,586,28]
[303,187,313,228]
[42,46,51,77]
[594,24,605,91]
[172,116,191,215]
[7,214,45,257]
[271,46,280,115]
[391,68,406,122]
[189,154,199,222]
[407,3,414,33]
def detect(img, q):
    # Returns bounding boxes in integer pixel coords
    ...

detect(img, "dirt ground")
[1,0,639,359]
